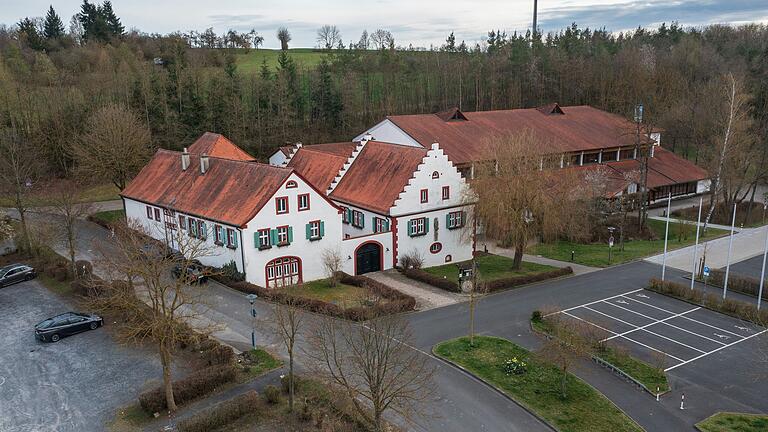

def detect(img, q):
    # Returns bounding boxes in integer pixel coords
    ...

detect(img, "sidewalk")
[366,269,463,309]
[485,243,599,276]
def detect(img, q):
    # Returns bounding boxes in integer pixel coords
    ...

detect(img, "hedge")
[401,268,461,292]
[484,267,573,292]
[138,364,238,414]
[709,269,764,298]
[176,390,259,432]
[648,278,767,324]
[211,272,416,321]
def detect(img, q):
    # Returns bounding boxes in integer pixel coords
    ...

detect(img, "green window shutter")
[424,218,429,233]
[461,211,466,226]
[287,226,293,244]
[361,214,365,229]
[384,219,389,232]
[446,213,451,229]
[407,220,413,237]
[345,208,352,223]
[270,229,277,246]
[319,221,325,237]
[254,232,259,248]
[305,223,311,240]
[233,230,238,249]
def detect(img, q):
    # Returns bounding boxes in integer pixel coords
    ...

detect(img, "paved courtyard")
[0,281,165,432]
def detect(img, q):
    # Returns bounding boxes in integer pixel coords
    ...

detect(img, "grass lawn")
[529,219,729,267]
[0,182,119,207]
[424,253,557,284]
[696,412,768,432]
[91,209,125,225]
[278,278,370,307]
[235,48,332,71]
[239,348,283,381]
[434,336,643,432]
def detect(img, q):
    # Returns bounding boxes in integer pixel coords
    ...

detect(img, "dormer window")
[286,180,298,189]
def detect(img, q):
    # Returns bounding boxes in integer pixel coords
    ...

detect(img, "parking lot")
[554,289,767,372]
[0,280,164,432]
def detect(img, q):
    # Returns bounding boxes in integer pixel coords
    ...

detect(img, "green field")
[90,209,125,225]
[423,253,557,284]
[529,219,729,267]
[696,412,768,432]
[434,336,643,432]
[234,48,333,72]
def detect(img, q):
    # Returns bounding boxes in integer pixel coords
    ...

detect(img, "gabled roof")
[287,148,349,192]
[121,149,291,227]
[302,142,357,157]
[188,132,256,162]
[386,105,652,165]
[646,147,708,184]
[330,141,427,214]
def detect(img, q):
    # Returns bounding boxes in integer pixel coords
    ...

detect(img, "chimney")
[181,148,190,171]
[200,153,209,174]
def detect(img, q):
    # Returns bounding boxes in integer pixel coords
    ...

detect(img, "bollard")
[656,387,660,402]
[679,393,685,410]
[571,250,575,262]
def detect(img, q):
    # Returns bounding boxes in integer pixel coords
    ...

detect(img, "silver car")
[0,264,36,287]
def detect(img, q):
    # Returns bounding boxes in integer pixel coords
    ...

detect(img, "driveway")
[0,280,165,432]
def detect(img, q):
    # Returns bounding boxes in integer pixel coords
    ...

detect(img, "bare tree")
[277,27,291,50]
[321,247,342,287]
[72,104,152,191]
[537,312,603,399]
[316,25,341,50]
[357,29,369,49]
[306,314,435,431]
[370,29,394,50]
[47,179,93,275]
[0,128,42,253]
[93,220,217,412]
[272,299,304,412]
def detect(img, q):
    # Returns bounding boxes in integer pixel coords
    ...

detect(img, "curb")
[646,287,765,326]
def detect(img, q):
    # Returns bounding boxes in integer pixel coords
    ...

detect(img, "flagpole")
[690,197,703,290]
[757,226,768,310]
[661,193,672,281]
[723,203,737,299]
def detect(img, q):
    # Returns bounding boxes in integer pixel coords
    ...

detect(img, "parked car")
[139,242,182,261]
[34,312,103,342]
[172,261,208,284]
[0,264,36,287]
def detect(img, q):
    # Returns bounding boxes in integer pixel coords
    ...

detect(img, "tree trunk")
[160,341,177,412]
[513,239,525,270]
[288,349,294,412]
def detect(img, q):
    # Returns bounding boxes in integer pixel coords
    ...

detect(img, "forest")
[0,3,767,211]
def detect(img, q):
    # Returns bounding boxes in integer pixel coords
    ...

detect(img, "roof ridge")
[158,148,291,171]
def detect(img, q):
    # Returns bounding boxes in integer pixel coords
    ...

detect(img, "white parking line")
[665,329,768,372]
[623,296,745,338]
[604,301,728,346]
[549,289,643,316]
[603,307,700,342]
[584,306,708,354]
[564,311,686,363]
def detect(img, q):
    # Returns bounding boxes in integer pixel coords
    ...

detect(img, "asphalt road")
[0,280,165,432]
[728,254,768,280]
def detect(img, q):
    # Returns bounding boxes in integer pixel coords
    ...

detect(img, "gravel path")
[366,270,463,310]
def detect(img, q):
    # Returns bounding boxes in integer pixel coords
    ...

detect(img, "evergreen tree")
[100,1,124,38]
[444,32,456,52]
[43,6,65,40]
[17,18,45,51]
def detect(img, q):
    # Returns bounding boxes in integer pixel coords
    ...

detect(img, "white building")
[122,133,474,287]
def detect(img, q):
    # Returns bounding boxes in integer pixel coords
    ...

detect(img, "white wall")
[333,201,388,238]
[394,207,474,268]
[268,150,287,166]
[339,231,394,275]
[353,119,422,147]
[241,172,343,287]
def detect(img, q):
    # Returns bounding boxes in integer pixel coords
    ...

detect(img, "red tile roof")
[646,147,708,184]
[330,141,427,214]
[122,149,291,227]
[287,147,349,191]
[188,132,256,162]
[302,142,357,157]
[385,105,651,165]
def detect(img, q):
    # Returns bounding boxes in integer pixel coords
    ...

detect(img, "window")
[286,180,298,188]
[298,193,310,211]
[374,217,389,233]
[189,219,197,238]
[351,210,364,229]
[153,208,161,221]
[442,186,450,200]
[341,207,350,224]
[226,228,237,248]
[420,189,428,203]
[265,256,301,288]
[582,152,600,165]
[431,171,440,179]
[276,197,288,214]
[214,224,224,245]
[146,206,153,219]
[445,254,452,263]
[198,221,207,240]
[570,154,581,166]
[306,220,324,240]
[447,211,464,229]
[179,215,186,230]
[408,217,428,236]
[257,229,271,249]
[430,242,442,254]
[276,226,292,246]
[619,148,635,160]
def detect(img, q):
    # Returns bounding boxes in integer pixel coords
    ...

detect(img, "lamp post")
[246,293,258,349]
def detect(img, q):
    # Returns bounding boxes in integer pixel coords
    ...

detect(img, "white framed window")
[179,215,186,230]
[352,210,364,229]
[277,226,290,245]
[442,186,450,200]
[226,228,237,248]
[276,197,288,214]
[374,217,388,233]
[214,224,223,244]
[447,211,464,229]
[153,208,161,221]
[258,229,271,248]
[408,217,427,236]
[341,207,350,224]
[309,221,321,239]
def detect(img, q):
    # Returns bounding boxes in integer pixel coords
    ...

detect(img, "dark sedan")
[35,312,103,342]
[172,262,208,284]
[0,264,36,287]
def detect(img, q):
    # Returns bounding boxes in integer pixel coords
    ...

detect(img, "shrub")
[709,269,761,297]
[138,364,237,414]
[264,385,281,404]
[485,267,573,292]
[399,249,424,269]
[531,310,542,322]
[221,260,245,282]
[53,266,69,282]
[201,343,235,366]
[74,260,93,278]
[401,268,461,292]
[176,391,259,432]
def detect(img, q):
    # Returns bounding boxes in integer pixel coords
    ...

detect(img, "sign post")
[703,265,710,289]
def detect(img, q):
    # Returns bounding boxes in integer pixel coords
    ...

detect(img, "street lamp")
[246,293,258,349]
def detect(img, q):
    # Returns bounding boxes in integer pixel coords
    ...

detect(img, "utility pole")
[532,0,538,35]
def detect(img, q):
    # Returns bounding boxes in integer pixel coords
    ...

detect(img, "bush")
[709,269,762,297]
[401,268,461,292]
[531,310,542,322]
[53,266,69,282]
[176,390,258,432]
[74,260,93,278]
[399,249,424,269]
[264,385,281,404]
[484,267,573,292]
[221,260,245,282]
[200,342,235,367]
[138,364,237,414]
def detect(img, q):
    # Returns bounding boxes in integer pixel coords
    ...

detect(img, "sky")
[2,0,768,48]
